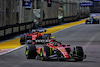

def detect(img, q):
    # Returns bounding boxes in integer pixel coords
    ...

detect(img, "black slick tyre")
[74,46,84,61]
[20,34,26,45]
[40,46,50,61]
[44,46,50,57]
[26,44,37,59]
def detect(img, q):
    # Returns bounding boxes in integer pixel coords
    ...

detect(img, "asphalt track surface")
[0,23,100,67]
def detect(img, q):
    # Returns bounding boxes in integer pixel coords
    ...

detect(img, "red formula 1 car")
[20,29,51,45]
[25,39,86,61]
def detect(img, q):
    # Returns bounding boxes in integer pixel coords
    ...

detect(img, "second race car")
[20,29,51,45]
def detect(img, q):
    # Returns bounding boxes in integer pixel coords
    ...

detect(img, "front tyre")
[73,46,84,61]
[26,44,37,59]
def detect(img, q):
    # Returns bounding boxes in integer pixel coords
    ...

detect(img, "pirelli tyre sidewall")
[73,46,84,61]
[26,44,37,59]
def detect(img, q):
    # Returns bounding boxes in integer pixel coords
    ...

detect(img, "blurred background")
[0,0,99,39]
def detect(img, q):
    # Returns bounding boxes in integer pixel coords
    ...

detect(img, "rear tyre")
[73,46,84,61]
[40,46,50,61]
[26,44,37,59]
[20,34,26,45]
[44,46,50,57]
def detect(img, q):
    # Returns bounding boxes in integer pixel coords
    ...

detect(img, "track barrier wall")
[0,0,90,40]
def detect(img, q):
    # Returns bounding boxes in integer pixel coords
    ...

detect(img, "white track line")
[0,22,84,56]
[83,33,99,50]
[0,45,26,56]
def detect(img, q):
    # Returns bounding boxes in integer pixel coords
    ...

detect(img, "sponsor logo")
[34,40,50,42]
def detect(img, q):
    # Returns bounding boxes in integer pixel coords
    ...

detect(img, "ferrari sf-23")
[25,39,86,61]
[20,29,51,45]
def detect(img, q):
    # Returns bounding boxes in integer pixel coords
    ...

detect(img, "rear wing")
[32,29,46,33]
